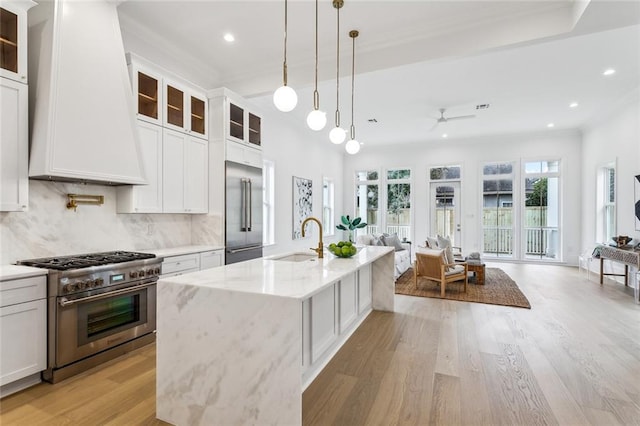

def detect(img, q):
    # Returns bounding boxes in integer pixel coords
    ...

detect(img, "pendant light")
[306,0,327,131]
[345,30,360,155]
[329,0,346,144]
[273,0,297,112]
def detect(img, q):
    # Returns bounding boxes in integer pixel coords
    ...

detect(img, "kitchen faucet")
[301,217,324,258]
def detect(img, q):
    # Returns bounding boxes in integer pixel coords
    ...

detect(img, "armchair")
[414,249,468,297]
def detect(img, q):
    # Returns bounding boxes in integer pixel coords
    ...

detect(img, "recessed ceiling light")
[603,68,616,76]
[569,102,579,108]
[547,123,555,128]
[223,33,235,42]
[442,133,448,138]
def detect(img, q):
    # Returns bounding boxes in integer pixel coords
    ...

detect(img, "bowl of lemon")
[327,241,359,258]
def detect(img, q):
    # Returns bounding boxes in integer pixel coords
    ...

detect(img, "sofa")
[356,233,411,279]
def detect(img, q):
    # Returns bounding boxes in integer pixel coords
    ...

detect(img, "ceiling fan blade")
[428,121,440,132]
[446,114,476,121]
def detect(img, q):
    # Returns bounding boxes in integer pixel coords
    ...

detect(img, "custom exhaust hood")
[28,0,146,185]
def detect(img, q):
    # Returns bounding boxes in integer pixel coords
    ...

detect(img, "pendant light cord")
[335,5,340,127]
[313,0,319,111]
[283,0,288,86]
[350,31,356,140]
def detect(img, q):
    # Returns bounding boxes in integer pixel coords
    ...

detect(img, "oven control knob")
[64,283,76,293]
[139,270,145,277]
[83,280,92,289]
[76,281,85,290]
[147,269,154,276]
[130,271,138,278]
[154,267,161,274]
[95,278,104,287]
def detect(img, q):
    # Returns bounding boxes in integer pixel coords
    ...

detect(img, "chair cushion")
[445,264,466,276]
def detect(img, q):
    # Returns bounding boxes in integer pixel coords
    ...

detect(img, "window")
[355,170,379,237]
[597,163,616,243]
[430,166,461,181]
[523,160,560,260]
[322,177,334,236]
[482,162,515,258]
[262,159,275,245]
[386,168,411,240]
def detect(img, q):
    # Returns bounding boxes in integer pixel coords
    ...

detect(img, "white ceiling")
[117,0,640,147]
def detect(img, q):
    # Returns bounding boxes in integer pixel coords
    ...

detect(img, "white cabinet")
[210,87,262,151]
[226,140,262,168]
[301,265,375,386]
[116,121,163,213]
[129,59,163,126]
[0,77,28,211]
[160,248,224,277]
[0,1,36,83]
[339,273,358,333]
[163,79,208,139]
[162,129,207,214]
[310,284,337,363]
[118,54,209,214]
[0,274,46,397]
[161,253,200,277]
[200,249,223,270]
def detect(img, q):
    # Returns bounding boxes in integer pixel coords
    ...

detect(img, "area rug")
[395,267,531,309]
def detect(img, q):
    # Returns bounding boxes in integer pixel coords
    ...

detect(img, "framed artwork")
[293,176,313,239]
[635,175,640,231]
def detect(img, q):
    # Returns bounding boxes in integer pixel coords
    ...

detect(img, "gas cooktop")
[18,251,156,271]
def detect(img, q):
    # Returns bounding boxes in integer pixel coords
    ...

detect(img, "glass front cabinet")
[0,1,35,83]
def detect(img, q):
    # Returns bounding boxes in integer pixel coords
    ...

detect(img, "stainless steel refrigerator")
[225,160,263,264]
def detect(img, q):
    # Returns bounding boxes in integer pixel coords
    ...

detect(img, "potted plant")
[336,215,367,242]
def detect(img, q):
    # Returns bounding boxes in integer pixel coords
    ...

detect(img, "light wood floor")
[1,263,638,425]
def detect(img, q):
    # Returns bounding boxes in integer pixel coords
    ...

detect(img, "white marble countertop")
[141,245,224,258]
[158,245,394,299]
[0,265,48,281]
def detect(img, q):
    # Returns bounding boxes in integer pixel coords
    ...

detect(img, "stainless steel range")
[17,251,162,383]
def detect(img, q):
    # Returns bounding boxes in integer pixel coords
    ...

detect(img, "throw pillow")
[356,234,374,246]
[426,236,439,249]
[437,235,451,250]
[382,234,405,252]
[444,245,455,269]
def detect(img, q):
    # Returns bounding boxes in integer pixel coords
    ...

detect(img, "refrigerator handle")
[244,178,250,232]
[240,178,247,232]
[248,178,252,231]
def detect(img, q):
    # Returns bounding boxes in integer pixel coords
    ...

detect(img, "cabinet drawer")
[200,250,223,270]
[0,276,46,308]
[162,254,200,275]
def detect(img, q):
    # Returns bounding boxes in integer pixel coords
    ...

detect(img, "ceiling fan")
[429,108,476,131]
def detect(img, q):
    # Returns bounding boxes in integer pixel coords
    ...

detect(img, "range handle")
[58,281,157,307]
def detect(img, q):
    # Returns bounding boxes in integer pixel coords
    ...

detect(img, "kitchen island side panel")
[156,283,301,425]
[372,250,395,312]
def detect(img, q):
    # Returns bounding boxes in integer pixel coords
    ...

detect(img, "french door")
[429,181,461,248]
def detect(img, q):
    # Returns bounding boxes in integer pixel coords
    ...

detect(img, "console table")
[599,245,639,304]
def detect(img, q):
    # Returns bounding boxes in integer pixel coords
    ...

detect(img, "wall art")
[293,176,313,239]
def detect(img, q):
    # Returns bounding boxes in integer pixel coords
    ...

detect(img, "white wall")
[342,130,583,264]
[258,108,345,256]
[581,90,640,252]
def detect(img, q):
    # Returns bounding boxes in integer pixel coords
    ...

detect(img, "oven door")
[56,280,156,368]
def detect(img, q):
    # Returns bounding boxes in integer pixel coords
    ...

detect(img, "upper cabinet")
[118,53,208,214]
[0,0,34,212]
[0,1,36,83]
[0,78,28,211]
[210,88,261,149]
[128,54,207,139]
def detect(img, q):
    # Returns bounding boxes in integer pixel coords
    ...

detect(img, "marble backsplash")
[0,181,221,264]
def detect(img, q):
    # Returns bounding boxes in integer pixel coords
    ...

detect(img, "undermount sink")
[270,253,318,262]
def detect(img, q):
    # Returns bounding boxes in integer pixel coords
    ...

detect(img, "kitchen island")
[155,245,395,425]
